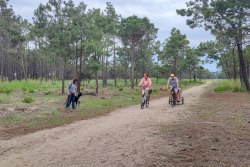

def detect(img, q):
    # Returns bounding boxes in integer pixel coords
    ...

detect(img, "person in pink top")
[139,73,152,97]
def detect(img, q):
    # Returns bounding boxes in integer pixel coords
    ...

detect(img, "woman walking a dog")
[65,79,78,110]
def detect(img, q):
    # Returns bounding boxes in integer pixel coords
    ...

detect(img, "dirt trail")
[0,83,210,167]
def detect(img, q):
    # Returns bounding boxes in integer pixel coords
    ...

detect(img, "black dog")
[64,92,83,107]
[74,92,83,106]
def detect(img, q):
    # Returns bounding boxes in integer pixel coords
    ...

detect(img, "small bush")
[45,91,53,95]
[29,89,34,93]
[23,97,34,103]
[118,87,123,91]
[214,87,227,92]
[0,89,12,94]
[5,89,11,94]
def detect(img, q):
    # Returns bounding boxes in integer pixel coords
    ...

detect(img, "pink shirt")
[139,77,152,89]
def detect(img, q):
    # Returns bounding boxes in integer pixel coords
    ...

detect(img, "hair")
[144,73,149,77]
[73,79,78,84]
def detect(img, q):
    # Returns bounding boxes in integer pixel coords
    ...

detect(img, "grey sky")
[9,0,218,72]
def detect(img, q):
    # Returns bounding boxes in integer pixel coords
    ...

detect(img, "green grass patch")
[213,80,244,92]
[0,94,11,104]
[29,89,35,93]
[0,79,61,93]
[23,97,34,103]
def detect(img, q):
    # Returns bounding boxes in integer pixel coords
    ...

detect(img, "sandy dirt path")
[0,83,210,167]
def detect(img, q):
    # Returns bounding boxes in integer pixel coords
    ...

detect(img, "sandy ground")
[0,84,209,167]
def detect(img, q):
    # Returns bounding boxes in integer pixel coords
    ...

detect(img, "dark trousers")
[66,94,75,109]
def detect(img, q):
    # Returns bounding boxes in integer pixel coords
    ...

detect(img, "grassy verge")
[0,79,204,139]
[213,79,245,92]
[0,79,61,94]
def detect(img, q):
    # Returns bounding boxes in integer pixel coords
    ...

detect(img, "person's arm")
[139,78,144,87]
[68,83,72,95]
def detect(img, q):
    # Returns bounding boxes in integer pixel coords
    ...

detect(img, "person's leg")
[174,88,180,101]
[71,95,75,109]
[65,95,71,108]
[145,88,149,98]
[141,89,145,97]
[169,86,172,97]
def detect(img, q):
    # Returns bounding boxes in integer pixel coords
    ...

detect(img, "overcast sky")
[9,0,218,72]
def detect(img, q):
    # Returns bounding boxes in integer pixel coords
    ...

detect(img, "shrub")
[23,97,34,103]
[5,89,11,94]
[29,89,34,93]
[214,87,227,92]
[118,87,123,91]
[45,91,53,95]
[0,89,12,94]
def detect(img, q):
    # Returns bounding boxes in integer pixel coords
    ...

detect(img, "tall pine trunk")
[95,71,98,94]
[61,60,65,95]
[131,42,135,89]
[236,40,250,91]
[113,37,117,87]
[232,48,237,81]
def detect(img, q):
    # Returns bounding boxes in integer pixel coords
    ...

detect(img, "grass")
[0,78,204,138]
[23,97,34,103]
[0,79,61,93]
[213,79,244,92]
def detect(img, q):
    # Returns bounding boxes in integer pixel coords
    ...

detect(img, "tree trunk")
[105,56,108,86]
[236,42,250,91]
[246,66,250,81]
[236,17,250,91]
[219,58,229,79]
[193,70,196,82]
[78,38,84,92]
[78,49,83,92]
[113,37,117,87]
[0,45,3,82]
[95,71,98,94]
[124,47,128,87]
[61,61,65,95]
[75,42,79,90]
[189,68,192,82]
[131,43,135,89]
[20,53,27,80]
[102,55,105,87]
[232,48,237,81]
[225,59,231,79]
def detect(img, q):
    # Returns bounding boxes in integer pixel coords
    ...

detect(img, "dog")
[64,92,83,107]
[74,92,83,106]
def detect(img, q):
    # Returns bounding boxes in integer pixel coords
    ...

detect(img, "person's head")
[73,79,78,84]
[144,73,149,79]
[170,74,175,79]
